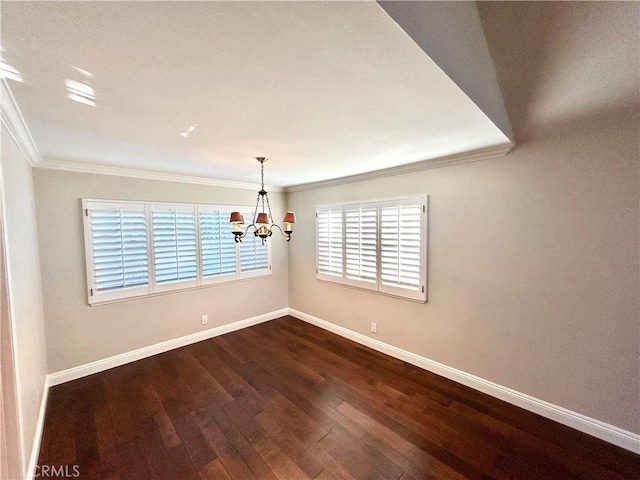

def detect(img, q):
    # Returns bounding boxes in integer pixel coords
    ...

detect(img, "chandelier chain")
[265,191,274,224]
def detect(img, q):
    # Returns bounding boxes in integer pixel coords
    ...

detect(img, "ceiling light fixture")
[230,157,296,244]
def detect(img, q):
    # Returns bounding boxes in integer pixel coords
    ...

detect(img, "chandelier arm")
[270,223,292,242]
[270,223,286,237]
[233,222,252,243]
[243,223,258,237]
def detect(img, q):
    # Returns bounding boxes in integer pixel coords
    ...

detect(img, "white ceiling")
[1,1,511,187]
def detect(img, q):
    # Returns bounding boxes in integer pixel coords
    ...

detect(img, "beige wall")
[287,111,640,434]
[33,170,289,373]
[1,125,48,476]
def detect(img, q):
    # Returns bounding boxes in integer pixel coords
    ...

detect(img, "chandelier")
[230,157,296,243]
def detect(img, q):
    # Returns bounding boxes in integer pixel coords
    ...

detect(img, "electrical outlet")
[201,315,208,325]
[371,322,377,334]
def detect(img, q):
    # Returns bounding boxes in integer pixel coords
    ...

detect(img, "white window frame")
[83,199,272,305]
[315,195,428,302]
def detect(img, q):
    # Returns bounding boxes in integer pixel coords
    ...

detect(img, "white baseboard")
[288,308,640,454]
[47,308,288,387]
[26,376,50,480]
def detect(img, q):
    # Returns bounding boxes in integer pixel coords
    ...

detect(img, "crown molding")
[0,79,41,166]
[34,144,511,195]
[285,143,514,192]
[36,158,285,193]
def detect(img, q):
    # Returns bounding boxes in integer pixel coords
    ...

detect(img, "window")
[83,200,271,305]
[316,196,428,302]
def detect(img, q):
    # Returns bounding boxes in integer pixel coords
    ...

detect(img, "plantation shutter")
[84,200,273,305]
[239,209,270,276]
[200,208,236,281]
[345,204,378,288]
[316,206,344,279]
[380,198,426,301]
[315,196,427,302]
[85,202,149,303]
[152,205,198,289]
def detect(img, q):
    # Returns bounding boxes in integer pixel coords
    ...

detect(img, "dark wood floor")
[38,316,639,480]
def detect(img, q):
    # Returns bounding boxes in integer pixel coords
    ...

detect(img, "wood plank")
[192,406,258,480]
[237,419,312,480]
[204,404,279,480]
[199,458,233,480]
[161,396,217,470]
[317,432,386,480]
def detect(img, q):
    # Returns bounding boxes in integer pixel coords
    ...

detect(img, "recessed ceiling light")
[180,123,197,137]
[65,78,95,106]
[0,61,24,83]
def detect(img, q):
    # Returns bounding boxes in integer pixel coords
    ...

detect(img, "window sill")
[315,277,427,303]
[89,272,272,306]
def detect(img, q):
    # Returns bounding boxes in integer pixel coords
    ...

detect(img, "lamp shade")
[229,211,244,224]
[283,211,296,224]
[256,212,269,225]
